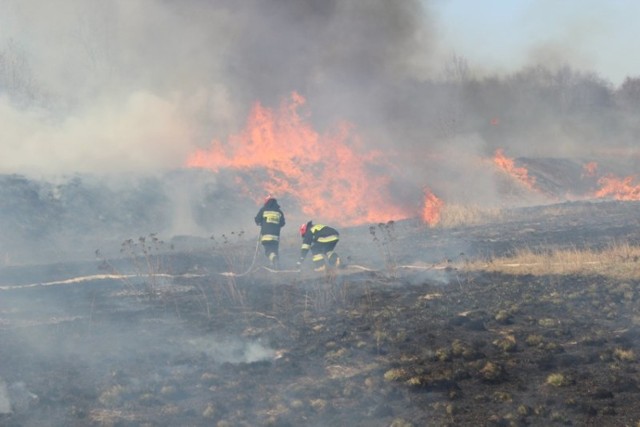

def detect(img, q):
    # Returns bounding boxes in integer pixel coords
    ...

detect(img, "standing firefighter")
[254,196,285,269]
[297,221,341,271]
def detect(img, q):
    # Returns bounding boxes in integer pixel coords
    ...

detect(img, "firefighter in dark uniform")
[297,221,341,271]
[254,196,285,269]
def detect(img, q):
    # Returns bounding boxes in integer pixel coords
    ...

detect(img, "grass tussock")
[463,241,640,280]
[435,204,504,228]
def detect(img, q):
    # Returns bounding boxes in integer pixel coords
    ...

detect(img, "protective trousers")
[311,240,339,271]
[262,241,279,269]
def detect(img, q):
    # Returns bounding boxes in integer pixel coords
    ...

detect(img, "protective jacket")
[300,223,339,260]
[255,199,285,242]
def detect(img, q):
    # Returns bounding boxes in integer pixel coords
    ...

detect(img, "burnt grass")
[1,200,640,426]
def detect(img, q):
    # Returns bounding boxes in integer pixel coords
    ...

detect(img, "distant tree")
[566,69,606,113]
[612,77,640,146]
[615,77,640,110]
[442,53,470,83]
[0,40,38,105]
[436,54,471,138]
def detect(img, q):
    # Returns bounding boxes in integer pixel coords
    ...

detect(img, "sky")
[432,0,640,86]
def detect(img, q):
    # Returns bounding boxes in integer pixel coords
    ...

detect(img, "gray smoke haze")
[0,0,435,175]
[3,1,633,181]
[0,0,439,265]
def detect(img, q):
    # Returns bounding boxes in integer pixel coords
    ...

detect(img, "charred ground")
[1,200,640,426]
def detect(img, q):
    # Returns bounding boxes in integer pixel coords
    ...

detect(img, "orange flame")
[187,92,411,226]
[594,174,640,201]
[493,148,536,191]
[582,161,598,178]
[422,188,443,226]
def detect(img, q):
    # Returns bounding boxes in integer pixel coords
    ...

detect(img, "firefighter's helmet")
[263,195,274,205]
[300,221,312,236]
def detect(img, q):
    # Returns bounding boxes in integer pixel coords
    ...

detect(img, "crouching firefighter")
[254,196,285,269]
[297,221,341,271]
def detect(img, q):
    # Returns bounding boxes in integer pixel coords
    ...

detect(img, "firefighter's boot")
[269,252,279,270]
[327,251,341,268]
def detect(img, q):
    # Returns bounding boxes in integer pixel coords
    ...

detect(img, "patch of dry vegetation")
[434,204,505,228]
[462,241,640,280]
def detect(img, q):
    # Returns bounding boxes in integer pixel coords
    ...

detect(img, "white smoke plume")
[0,0,436,176]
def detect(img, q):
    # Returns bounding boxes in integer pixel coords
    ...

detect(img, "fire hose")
[0,261,448,291]
[219,233,262,277]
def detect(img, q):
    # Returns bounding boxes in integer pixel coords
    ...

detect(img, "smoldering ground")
[0,272,278,421]
[2,200,640,425]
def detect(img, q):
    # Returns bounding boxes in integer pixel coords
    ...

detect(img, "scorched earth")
[1,200,640,426]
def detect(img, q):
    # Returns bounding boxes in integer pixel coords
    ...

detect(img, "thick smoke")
[2,1,636,172]
[0,0,434,176]
[0,0,439,263]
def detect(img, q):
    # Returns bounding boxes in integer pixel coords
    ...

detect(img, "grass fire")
[2,1,640,426]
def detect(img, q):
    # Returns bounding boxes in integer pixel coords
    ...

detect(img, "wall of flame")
[187,93,413,226]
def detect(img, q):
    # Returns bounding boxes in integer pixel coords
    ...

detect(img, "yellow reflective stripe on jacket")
[317,235,338,243]
[301,243,311,250]
[261,234,280,241]
[263,211,282,224]
[310,224,326,233]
